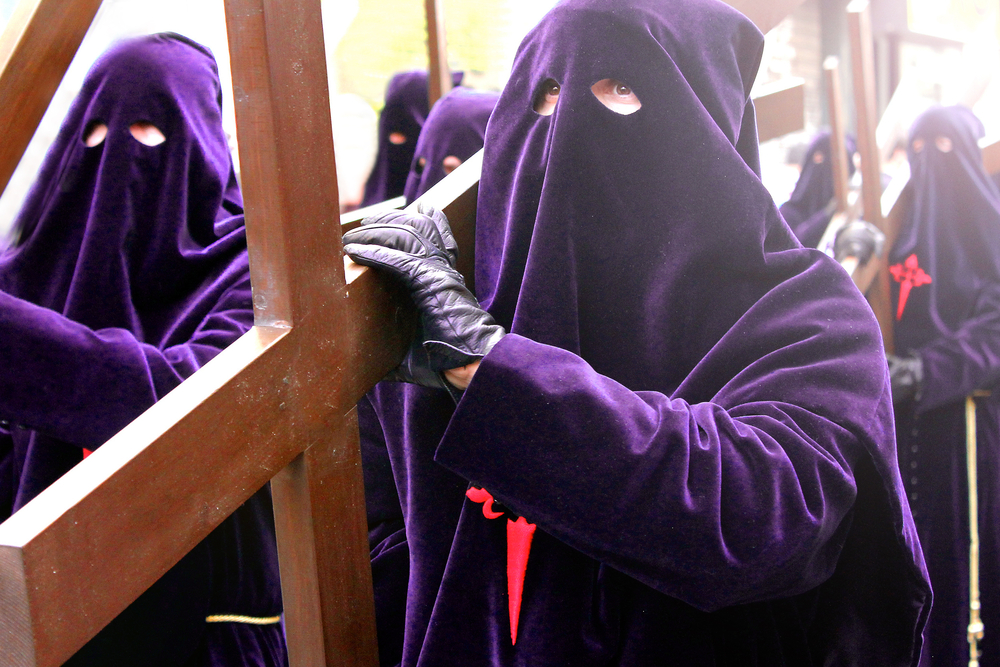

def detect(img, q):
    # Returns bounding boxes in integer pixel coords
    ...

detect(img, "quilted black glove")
[342,204,505,391]
[887,353,923,404]
[834,219,885,266]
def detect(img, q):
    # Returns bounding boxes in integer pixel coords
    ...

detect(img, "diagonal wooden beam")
[0,0,103,197]
[722,0,807,34]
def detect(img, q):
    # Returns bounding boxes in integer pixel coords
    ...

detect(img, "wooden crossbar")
[753,78,806,143]
[0,0,102,197]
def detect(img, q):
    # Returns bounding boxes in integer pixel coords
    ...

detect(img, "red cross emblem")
[889,254,932,320]
[466,486,536,645]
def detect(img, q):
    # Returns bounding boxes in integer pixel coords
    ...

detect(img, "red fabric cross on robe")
[465,486,536,645]
[889,253,932,320]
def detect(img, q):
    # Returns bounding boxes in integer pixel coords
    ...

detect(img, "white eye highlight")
[533,78,560,116]
[590,78,641,115]
[84,122,107,147]
[130,122,166,146]
[935,136,953,153]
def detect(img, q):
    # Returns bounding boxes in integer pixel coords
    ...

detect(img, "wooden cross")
[0,0,807,665]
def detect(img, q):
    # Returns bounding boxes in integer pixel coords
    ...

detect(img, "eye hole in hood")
[533,78,560,116]
[591,78,642,115]
[83,120,107,147]
[130,122,166,146]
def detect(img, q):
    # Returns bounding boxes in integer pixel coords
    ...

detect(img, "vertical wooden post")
[424,0,451,107]
[224,0,378,664]
[848,0,894,353]
[824,56,850,214]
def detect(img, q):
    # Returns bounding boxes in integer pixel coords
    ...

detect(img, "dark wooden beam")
[0,0,103,197]
[848,0,894,354]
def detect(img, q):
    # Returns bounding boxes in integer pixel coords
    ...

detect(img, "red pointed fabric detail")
[506,516,536,645]
[466,486,504,519]
[82,449,92,459]
[889,253,932,321]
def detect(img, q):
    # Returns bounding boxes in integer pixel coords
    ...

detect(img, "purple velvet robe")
[361,70,464,207]
[0,34,285,666]
[891,106,1000,666]
[779,131,858,249]
[361,1,930,664]
[403,87,499,203]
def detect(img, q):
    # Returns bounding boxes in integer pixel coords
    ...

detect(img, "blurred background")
[1,0,998,236]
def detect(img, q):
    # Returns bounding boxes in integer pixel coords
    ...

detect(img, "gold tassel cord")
[967,393,987,667]
[205,614,282,625]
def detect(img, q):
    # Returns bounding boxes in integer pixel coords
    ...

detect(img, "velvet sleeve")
[917,285,1000,411]
[0,276,253,448]
[435,326,881,613]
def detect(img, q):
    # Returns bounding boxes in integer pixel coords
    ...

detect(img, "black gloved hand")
[343,203,505,391]
[887,353,923,404]
[834,219,886,265]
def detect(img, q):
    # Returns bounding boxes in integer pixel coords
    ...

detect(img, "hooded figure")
[0,34,284,666]
[890,105,1000,666]
[779,131,858,249]
[403,87,499,203]
[348,0,930,664]
[361,70,464,207]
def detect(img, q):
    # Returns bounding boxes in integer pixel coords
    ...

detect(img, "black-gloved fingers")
[834,220,886,265]
[343,225,455,271]
[414,202,459,263]
[888,353,923,404]
[354,205,458,267]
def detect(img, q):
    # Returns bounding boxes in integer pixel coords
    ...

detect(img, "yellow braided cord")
[205,614,282,625]
[967,395,984,667]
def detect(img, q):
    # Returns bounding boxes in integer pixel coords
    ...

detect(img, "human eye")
[533,78,560,116]
[590,78,642,115]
